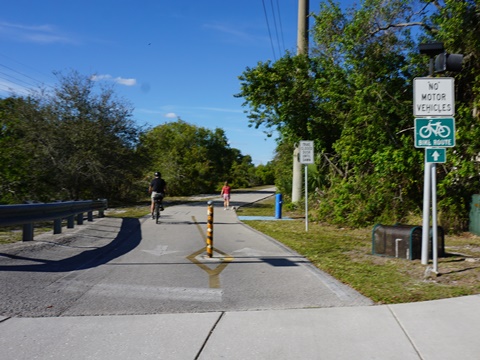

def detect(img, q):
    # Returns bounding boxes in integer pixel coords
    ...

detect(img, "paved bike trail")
[1,188,480,359]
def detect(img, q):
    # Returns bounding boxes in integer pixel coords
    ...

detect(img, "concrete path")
[1,295,480,359]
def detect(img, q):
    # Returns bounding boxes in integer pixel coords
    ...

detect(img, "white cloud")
[195,106,243,114]
[115,77,136,86]
[0,21,76,44]
[164,112,177,119]
[90,74,136,86]
[202,22,266,44]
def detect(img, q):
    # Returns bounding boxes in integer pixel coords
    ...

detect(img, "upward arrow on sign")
[425,148,446,163]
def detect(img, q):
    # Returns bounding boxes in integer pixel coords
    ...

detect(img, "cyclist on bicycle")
[149,172,167,219]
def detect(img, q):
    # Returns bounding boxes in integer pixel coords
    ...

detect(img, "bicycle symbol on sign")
[419,119,451,138]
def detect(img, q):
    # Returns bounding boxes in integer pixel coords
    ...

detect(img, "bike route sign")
[414,117,455,148]
[413,77,454,116]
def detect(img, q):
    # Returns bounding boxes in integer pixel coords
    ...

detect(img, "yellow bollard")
[206,201,214,258]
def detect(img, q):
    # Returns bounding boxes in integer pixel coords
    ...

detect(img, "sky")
[0,0,331,165]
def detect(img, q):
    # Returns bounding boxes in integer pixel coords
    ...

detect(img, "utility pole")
[297,0,309,55]
[292,0,309,202]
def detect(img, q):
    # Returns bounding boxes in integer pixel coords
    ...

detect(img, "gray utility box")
[372,224,445,260]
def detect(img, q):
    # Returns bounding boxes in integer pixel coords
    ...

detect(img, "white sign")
[299,141,314,164]
[413,77,454,116]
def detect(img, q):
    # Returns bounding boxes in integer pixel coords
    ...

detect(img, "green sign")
[414,118,455,148]
[425,148,446,163]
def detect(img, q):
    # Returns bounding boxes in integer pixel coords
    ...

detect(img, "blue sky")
[0,0,329,165]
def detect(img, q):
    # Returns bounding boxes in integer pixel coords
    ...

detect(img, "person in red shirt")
[220,181,231,210]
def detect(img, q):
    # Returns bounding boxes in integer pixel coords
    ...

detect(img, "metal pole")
[305,165,308,231]
[421,60,435,265]
[275,193,283,219]
[431,163,438,273]
[421,161,431,265]
[206,201,214,258]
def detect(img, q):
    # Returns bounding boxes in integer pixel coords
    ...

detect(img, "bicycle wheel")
[155,201,160,223]
[439,125,451,138]
[419,126,431,138]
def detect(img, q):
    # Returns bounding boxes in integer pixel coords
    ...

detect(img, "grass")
[237,197,480,304]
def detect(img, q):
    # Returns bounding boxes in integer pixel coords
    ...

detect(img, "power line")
[262,0,277,60]
[0,69,39,89]
[275,0,286,52]
[0,82,30,96]
[261,0,287,60]
[269,0,283,55]
[0,52,55,97]
[0,52,55,82]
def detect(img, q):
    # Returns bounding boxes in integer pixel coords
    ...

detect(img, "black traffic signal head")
[419,42,445,57]
[435,52,463,73]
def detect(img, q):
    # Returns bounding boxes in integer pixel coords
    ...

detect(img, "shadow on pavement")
[0,218,141,272]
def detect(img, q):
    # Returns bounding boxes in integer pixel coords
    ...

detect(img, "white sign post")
[299,141,314,232]
[414,77,455,273]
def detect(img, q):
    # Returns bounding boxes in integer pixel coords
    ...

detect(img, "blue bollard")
[275,193,283,219]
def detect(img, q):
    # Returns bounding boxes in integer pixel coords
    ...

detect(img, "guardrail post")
[206,201,214,258]
[98,199,107,218]
[23,223,34,241]
[54,219,62,234]
[87,211,93,221]
[67,215,75,228]
[76,213,84,225]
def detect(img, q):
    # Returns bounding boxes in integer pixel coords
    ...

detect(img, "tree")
[0,97,43,203]
[0,71,143,203]
[43,70,143,201]
[236,0,480,230]
[236,53,343,153]
[139,120,238,195]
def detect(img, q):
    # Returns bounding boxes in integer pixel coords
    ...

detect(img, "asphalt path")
[0,188,371,318]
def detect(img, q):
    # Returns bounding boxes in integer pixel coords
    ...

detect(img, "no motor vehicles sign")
[414,77,454,117]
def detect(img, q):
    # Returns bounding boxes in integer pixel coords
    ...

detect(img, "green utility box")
[372,224,445,260]
[469,194,480,236]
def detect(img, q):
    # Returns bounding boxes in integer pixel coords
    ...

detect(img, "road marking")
[60,281,223,302]
[189,216,233,288]
[142,245,178,257]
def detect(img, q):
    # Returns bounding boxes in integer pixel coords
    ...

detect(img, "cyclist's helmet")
[154,172,161,177]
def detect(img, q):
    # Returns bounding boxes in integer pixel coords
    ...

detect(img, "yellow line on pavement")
[189,216,233,288]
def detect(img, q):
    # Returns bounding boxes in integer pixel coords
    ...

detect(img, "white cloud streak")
[91,74,137,86]
[0,21,77,44]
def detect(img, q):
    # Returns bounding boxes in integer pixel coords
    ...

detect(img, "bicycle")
[419,119,451,138]
[153,193,164,224]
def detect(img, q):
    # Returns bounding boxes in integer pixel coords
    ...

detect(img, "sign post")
[414,77,455,272]
[299,141,314,232]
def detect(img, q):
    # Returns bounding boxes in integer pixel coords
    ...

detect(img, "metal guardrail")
[0,199,108,241]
